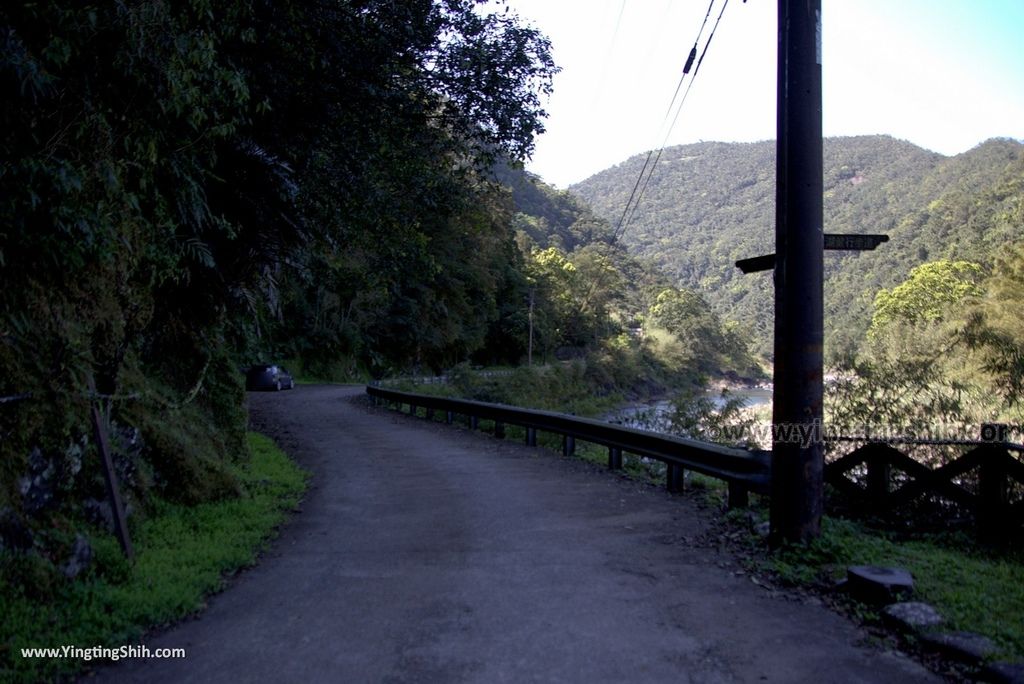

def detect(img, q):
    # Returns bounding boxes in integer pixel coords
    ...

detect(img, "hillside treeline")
[574,135,1024,432]
[573,136,1024,358]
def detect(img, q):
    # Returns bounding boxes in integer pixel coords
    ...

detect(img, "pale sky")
[503,0,1024,188]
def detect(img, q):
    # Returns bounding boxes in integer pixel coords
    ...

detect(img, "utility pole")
[528,288,535,367]
[771,0,824,544]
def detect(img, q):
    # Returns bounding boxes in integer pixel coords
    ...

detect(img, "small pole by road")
[87,375,134,558]
[528,288,535,367]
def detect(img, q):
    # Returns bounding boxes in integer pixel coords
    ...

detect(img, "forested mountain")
[492,164,761,380]
[571,136,1024,356]
[490,163,613,251]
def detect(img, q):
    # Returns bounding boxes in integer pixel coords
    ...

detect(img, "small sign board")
[823,233,889,250]
[735,254,776,274]
[735,233,889,273]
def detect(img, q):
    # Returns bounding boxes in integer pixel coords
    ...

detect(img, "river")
[610,387,772,432]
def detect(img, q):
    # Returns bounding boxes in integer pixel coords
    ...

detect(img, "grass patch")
[0,432,307,683]
[766,516,1024,662]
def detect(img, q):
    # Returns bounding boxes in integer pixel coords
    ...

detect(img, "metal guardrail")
[366,385,771,507]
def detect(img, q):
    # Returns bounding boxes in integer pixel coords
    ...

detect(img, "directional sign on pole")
[735,254,777,274]
[735,233,889,273]
[823,233,888,250]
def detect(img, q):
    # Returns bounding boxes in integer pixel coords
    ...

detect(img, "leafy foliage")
[870,260,983,332]
[827,253,1024,448]
[960,245,1024,406]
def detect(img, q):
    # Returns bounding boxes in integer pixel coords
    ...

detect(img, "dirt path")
[91,385,936,682]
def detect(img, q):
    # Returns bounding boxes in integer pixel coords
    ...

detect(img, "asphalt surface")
[88,385,937,683]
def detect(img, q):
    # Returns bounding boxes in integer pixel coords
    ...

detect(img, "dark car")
[245,364,296,391]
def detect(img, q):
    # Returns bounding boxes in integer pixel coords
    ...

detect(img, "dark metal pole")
[771,0,824,544]
[87,376,134,559]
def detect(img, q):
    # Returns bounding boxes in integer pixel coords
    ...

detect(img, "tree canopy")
[869,260,983,332]
[571,136,1024,358]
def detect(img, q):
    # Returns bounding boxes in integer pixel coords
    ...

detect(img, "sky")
[502,0,1024,188]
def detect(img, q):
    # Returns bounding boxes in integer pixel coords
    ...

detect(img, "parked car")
[245,364,296,391]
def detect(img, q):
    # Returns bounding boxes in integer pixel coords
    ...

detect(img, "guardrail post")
[526,427,537,447]
[469,415,479,430]
[494,421,505,439]
[426,408,435,421]
[409,403,417,416]
[608,447,623,470]
[728,481,749,509]
[667,463,685,492]
[563,435,575,457]
[446,411,454,425]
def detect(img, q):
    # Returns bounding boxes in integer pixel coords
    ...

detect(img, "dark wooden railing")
[366,385,770,507]
[824,429,1024,536]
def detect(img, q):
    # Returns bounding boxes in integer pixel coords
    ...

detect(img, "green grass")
[0,432,308,683]
[766,516,1024,662]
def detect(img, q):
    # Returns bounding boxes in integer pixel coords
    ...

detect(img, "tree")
[869,260,984,333]
[829,258,1005,447]
[649,288,722,373]
[961,245,1024,406]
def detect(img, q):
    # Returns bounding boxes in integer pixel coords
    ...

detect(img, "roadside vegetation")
[0,433,307,683]
[758,516,1024,663]
[1,0,555,654]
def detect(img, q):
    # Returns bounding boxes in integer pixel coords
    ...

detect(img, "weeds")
[763,516,1024,662]
[0,432,307,683]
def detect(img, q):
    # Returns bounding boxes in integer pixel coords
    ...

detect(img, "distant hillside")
[492,162,613,251]
[570,136,1024,356]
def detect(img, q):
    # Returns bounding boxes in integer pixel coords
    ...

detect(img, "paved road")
[91,385,936,683]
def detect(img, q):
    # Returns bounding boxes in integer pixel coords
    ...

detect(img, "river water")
[610,387,772,431]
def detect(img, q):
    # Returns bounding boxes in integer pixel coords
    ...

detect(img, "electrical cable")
[610,0,715,246]
[617,0,731,243]
[661,0,715,122]
[576,0,734,317]
[588,0,628,110]
[610,0,725,246]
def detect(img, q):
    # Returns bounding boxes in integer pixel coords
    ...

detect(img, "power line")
[608,0,715,246]
[591,0,628,105]
[611,0,732,246]
[576,0,733,317]
[661,0,715,122]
